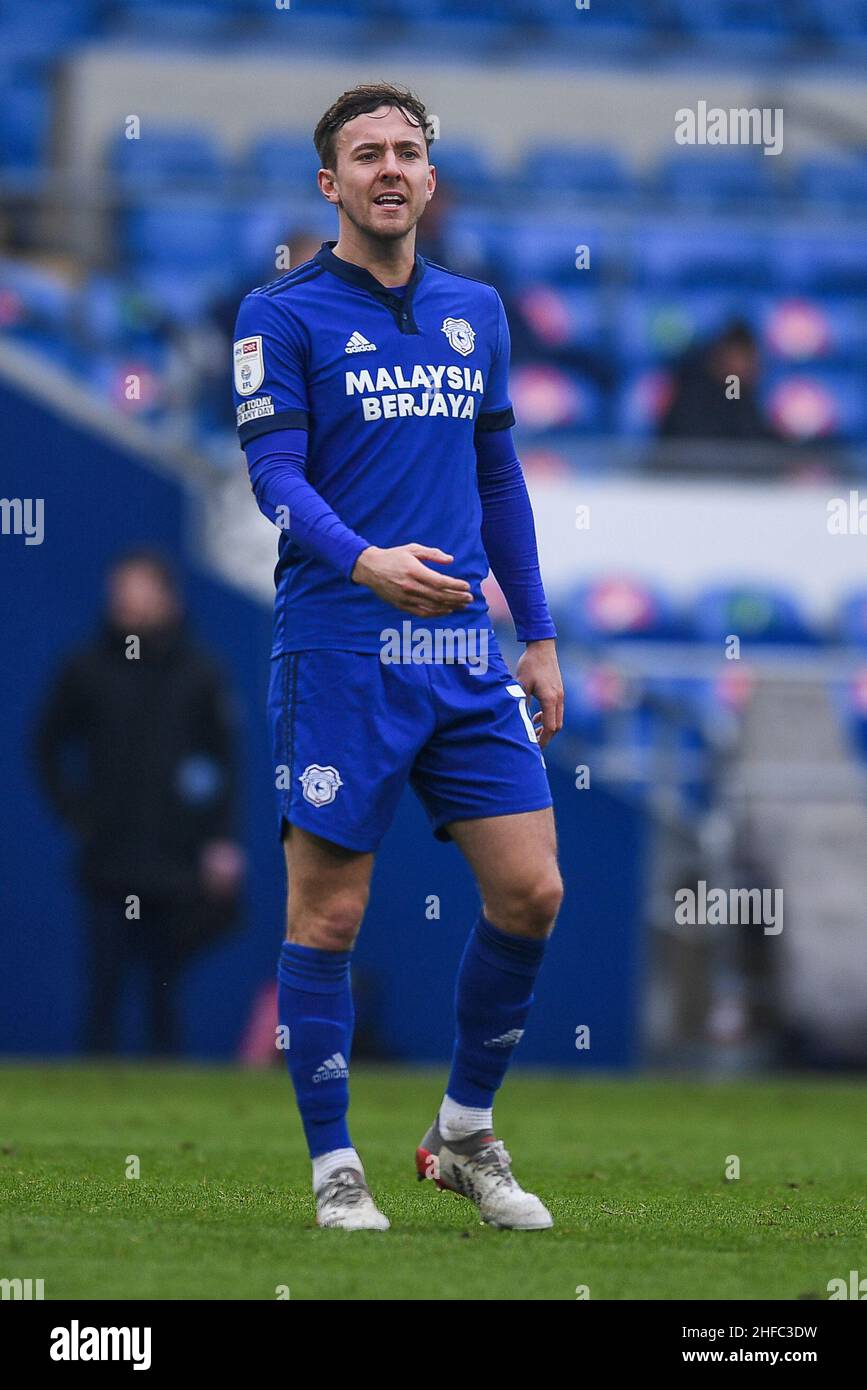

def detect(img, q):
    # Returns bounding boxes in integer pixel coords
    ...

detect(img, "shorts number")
[506,683,538,745]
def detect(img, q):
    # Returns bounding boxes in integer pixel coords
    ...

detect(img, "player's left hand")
[515,639,564,750]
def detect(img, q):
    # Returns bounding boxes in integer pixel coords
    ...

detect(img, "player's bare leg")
[416,808,563,1228]
[278,824,388,1229]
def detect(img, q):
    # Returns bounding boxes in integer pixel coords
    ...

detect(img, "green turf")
[0,1063,863,1300]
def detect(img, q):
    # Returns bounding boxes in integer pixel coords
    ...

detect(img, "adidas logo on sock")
[483,1028,525,1049]
[312,1052,349,1082]
[345,331,377,354]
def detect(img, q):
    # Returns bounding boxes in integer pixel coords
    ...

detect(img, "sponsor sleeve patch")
[233,335,265,395]
[236,395,274,427]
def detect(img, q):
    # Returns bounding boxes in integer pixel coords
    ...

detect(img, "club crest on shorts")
[441,317,476,356]
[299,764,343,807]
[233,335,264,396]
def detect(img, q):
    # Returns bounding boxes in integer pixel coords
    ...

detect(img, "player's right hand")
[351,543,474,617]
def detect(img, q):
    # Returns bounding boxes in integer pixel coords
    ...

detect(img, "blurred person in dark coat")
[658,319,777,442]
[34,549,245,1056]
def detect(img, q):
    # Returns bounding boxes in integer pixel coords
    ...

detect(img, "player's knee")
[490,869,563,938]
[523,872,563,936]
[287,889,367,950]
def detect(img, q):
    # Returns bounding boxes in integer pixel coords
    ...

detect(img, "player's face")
[324,105,435,242]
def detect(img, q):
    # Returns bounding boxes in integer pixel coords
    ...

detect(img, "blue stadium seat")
[616,367,675,436]
[634,225,772,288]
[837,593,867,646]
[428,141,499,194]
[105,0,238,41]
[518,145,635,199]
[123,199,233,272]
[759,296,867,366]
[0,0,99,62]
[654,153,784,210]
[76,275,165,349]
[692,586,817,645]
[0,80,52,169]
[0,258,74,333]
[242,135,319,190]
[669,0,796,39]
[531,0,660,34]
[562,577,683,643]
[513,285,609,354]
[813,0,867,39]
[510,363,605,434]
[617,290,756,364]
[773,234,867,292]
[796,158,867,212]
[109,128,226,192]
[763,369,867,442]
[493,220,607,284]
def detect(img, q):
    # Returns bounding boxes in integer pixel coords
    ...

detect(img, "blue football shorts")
[267,637,553,852]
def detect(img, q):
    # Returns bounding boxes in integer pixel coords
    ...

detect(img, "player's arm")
[233,293,472,616]
[476,292,564,746]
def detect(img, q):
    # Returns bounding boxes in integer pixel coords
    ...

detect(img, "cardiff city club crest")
[298,764,343,807]
[441,317,476,357]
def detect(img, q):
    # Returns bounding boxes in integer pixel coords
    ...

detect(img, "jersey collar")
[314,240,425,334]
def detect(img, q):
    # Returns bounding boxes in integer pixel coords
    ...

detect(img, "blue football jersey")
[233,240,516,656]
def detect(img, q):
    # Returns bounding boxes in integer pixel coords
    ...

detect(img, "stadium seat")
[561,577,684,643]
[653,153,785,210]
[0,79,52,169]
[837,593,867,647]
[616,367,676,436]
[692,586,817,645]
[492,220,608,285]
[0,258,75,334]
[518,145,636,200]
[813,0,867,40]
[241,135,320,190]
[634,225,773,289]
[509,363,605,434]
[763,369,867,442]
[759,297,867,366]
[617,290,756,365]
[668,0,798,41]
[122,198,233,272]
[108,128,226,192]
[796,158,867,213]
[427,141,499,195]
[513,285,609,354]
[772,234,867,292]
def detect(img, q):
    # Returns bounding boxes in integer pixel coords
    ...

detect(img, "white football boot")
[315,1167,390,1231]
[416,1115,552,1230]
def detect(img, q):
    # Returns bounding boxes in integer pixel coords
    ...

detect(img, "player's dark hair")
[314,83,431,172]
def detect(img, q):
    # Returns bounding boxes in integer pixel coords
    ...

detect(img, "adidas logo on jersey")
[312,1052,349,1082]
[345,331,377,354]
[483,1029,525,1049]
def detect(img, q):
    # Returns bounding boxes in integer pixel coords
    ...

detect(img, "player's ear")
[317,168,339,203]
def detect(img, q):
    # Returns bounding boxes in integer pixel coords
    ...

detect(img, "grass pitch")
[1,1063,863,1301]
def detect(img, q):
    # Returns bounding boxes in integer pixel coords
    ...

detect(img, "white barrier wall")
[530,476,864,622]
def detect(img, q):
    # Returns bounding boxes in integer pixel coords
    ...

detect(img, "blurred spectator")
[34,549,244,1056]
[658,319,777,442]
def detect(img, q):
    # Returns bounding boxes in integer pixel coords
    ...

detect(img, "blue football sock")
[277,940,354,1159]
[446,911,548,1110]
